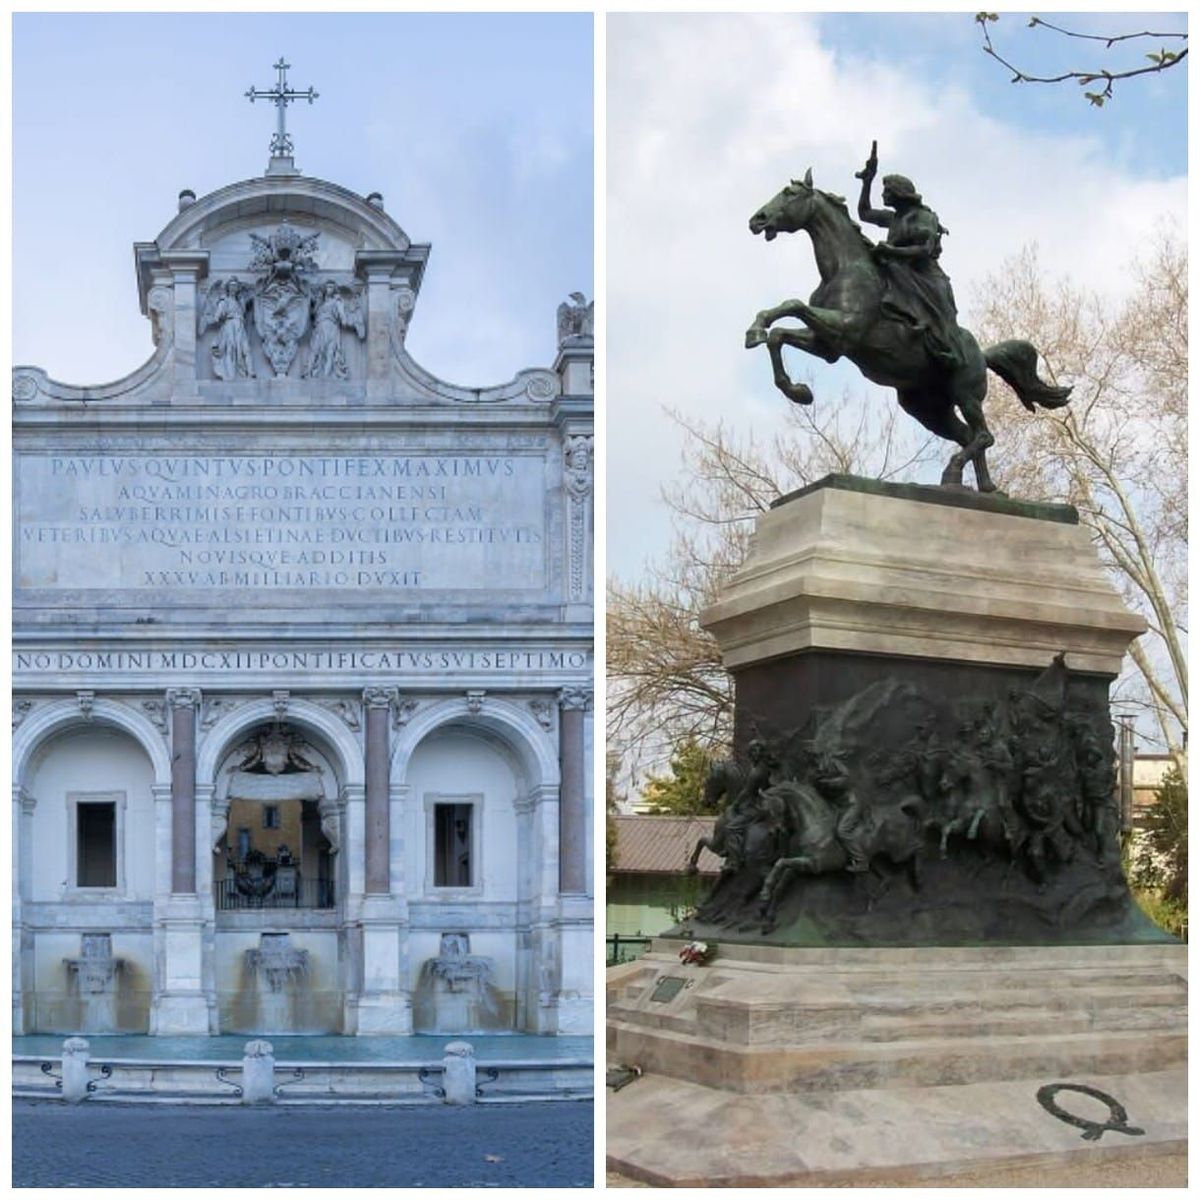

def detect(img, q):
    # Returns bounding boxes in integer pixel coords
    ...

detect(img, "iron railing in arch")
[215,875,335,910]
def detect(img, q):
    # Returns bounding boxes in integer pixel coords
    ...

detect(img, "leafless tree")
[973,229,1187,769]
[607,396,938,777]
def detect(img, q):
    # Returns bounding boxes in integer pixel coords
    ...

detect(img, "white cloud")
[606,14,1186,579]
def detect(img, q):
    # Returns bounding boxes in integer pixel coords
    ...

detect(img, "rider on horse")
[716,739,777,872]
[855,141,962,373]
[811,751,873,873]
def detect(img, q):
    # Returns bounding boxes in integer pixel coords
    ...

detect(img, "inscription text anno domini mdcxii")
[13,646,591,677]
[18,452,547,591]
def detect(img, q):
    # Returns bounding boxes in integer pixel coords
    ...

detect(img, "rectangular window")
[76,802,116,888]
[262,805,280,830]
[434,803,473,887]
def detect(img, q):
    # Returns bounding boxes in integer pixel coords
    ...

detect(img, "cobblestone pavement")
[14,1100,593,1188]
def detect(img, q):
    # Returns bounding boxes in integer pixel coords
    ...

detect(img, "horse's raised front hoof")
[745,327,768,349]
[783,382,813,405]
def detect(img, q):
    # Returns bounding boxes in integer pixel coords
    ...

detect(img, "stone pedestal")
[700,476,1145,755]
[686,476,1160,947]
[241,1039,276,1104]
[608,477,1184,1184]
[703,475,1144,671]
[441,1040,477,1105]
[354,895,413,1036]
[149,896,212,1036]
[61,1036,92,1104]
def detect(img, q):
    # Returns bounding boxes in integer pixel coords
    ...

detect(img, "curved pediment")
[139,174,428,314]
[156,175,414,255]
[14,171,587,410]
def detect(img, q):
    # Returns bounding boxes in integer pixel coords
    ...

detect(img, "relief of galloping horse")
[744,168,1071,492]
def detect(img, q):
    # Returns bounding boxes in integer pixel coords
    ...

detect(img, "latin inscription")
[13,648,591,675]
[17,453,546,591]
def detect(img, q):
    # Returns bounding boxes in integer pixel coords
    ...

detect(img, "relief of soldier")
[690,657,1124,928]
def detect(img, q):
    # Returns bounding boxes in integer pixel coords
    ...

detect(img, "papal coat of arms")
[249,221,321,377]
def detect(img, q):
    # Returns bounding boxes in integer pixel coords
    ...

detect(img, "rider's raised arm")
[855,142,892,228]
[857,176,892,228]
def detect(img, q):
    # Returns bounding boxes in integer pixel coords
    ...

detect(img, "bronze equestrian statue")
[745,142,1071,492]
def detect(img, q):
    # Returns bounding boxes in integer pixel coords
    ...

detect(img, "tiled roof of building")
[612,814,721,876]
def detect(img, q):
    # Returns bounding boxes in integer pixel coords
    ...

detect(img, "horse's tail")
[984,339,1072,412]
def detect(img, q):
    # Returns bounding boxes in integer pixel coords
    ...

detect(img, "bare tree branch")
[975,13,1187,106]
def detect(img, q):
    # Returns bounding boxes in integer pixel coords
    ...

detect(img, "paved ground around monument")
[13,1099,594,1187]
[607,1067,1185,1187]
[608,1153,1187,1187]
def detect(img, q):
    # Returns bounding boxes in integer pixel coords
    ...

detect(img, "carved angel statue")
[556,291,594,345]
[304,281,366,380]
[199,278,255,380]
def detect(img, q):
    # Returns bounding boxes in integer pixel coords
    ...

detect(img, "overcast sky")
[608,11,1187,581]
[13,12,593,389]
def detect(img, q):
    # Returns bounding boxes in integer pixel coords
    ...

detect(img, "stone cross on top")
[246,57,319,172]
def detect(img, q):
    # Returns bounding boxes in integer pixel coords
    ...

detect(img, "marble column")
[153,689,211,1035]
[557,687,591,894]
[363,687,396,895]
[167,688,200,894]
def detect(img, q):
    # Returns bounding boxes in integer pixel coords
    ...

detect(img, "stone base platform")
[607,1068,1186,1186]
[606,941,1185,1185]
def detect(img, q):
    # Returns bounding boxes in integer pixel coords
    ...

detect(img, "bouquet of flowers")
[678,940,715,966]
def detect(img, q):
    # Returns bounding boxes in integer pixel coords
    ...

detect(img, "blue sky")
[820,12,1187,180]
[13,12,593,387]
[608,11,1187,581]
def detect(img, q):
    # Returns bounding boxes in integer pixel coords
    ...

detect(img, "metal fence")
[606,933,652,965]
[215,876,336,910]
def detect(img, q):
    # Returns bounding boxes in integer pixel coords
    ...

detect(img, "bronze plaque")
[649,975,687,1004]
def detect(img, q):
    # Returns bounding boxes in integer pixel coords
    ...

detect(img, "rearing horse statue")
[745,150,1071,492]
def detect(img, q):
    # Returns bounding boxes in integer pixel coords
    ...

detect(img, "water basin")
[13,1033,593,1064]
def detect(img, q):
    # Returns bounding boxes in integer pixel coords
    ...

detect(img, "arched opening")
[208,719,348,1035]
[22,725,158,1033]
[402,718,540,1034]
[212,725,338,913]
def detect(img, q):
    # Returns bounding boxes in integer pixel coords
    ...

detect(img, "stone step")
[858,1002,1188,1042]
[608,1019,1186,1093]
[620,965,1186,996]
[686,984,1185,1045]
[642,940,1187,973]
[611,980,1184,1049]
